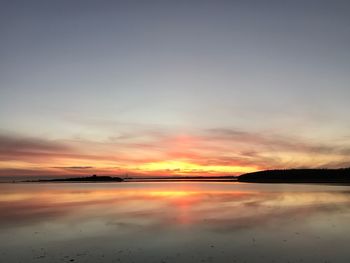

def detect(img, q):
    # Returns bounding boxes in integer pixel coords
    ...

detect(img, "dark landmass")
[238,168,350,183]
[26,175,123,183]
[18,169,350,184]
[22,175,236,183]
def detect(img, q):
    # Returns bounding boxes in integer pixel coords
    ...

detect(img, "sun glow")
[137,160,256,175]
[148,191,195,197]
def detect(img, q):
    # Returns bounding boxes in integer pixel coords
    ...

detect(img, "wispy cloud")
[0,134,69,157]
[1,126,350,177]
[52,166,94,170]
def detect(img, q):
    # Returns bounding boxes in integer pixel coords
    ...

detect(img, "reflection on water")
[1,182,350,262]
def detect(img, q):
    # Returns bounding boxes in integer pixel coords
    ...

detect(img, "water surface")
[1,182,350,262]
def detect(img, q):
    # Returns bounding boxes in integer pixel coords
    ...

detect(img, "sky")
[1,0,350,177]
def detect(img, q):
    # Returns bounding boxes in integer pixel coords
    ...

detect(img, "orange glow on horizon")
[136,160,257,175]
[2,129,347,177]
[0,158,260,177]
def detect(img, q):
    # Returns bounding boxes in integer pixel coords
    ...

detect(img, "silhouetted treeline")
[32,175,123,182]
[238,168,350,183]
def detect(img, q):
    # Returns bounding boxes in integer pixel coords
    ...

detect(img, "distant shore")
[25,175,124,183]
[237,168,350,183]
[3,168,350,184]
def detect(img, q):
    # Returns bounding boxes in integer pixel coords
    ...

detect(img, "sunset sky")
[1,0,350,177]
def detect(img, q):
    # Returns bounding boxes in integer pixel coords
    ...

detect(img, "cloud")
[0,134,71,161]
[1,126,350,177]
[0,134,69,152]
[0,168,59,177]
[204,128,350,156]
[52,166,94,170]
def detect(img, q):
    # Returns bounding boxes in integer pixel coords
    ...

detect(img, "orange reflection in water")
[0,184,252,227]
[1,183,350,232]
[2,183,350,263]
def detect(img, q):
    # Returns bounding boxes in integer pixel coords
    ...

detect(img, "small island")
[238,168,350,183]
[28,174,124,183]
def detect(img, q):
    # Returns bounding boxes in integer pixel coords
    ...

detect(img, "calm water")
[1,182,350,263]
